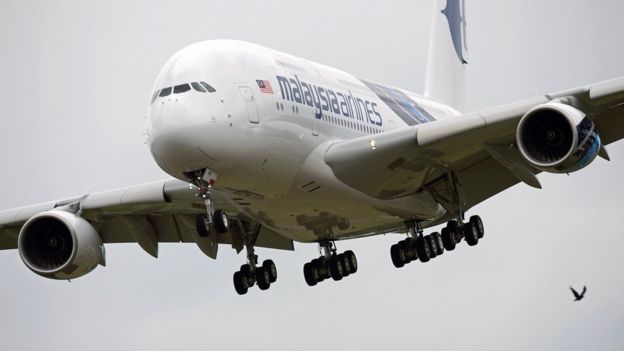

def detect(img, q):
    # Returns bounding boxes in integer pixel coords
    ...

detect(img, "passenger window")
[191,82,206,92]
[174,84,191,94]
[150,90,160,103]
[200,81,216,93]
[159,87,172,97]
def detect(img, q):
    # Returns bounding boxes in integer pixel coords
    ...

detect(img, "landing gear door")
[238,85,260,123]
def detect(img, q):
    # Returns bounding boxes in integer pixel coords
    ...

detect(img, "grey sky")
[1,0,624,350]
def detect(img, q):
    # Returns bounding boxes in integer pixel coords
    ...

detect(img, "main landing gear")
[303,241,358,286]
[231,221,278,295]
[390,215,484,268]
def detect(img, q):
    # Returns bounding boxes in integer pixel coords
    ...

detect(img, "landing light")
[369,140,377,150]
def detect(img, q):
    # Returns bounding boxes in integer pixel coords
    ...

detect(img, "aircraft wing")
[324,77,624,222]
[0,179,294,258]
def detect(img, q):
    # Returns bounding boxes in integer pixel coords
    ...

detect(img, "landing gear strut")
[231,221,278,295]
[303,241,358,286]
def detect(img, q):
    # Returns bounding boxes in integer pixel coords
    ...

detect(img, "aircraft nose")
[147,98,213,176]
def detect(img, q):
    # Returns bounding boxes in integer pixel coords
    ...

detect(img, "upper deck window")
[191,82,206,92]
[200,81,216,93]
[174,84,191,94]
[159,87,172,97]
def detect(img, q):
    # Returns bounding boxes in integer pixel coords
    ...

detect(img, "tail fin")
[424,0,468,111]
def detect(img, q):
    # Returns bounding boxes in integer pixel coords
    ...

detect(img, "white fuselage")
[146,40,460,242]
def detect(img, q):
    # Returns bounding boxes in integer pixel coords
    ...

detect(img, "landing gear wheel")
[329,256,344,281]
[311,258,326,282]
[240,264,254,287]
[344,250,358,273]
[398,239,414,263]
[195,214,210,238]
[447,220,461,244]
[390,244,405,268]
[213,209,229,234]
[441,227,456,251]
[470,215,484,239]
[339,254,351,277]
[262,259,277,283]
[431,232,444,256]
[256,267,271,290]
[425,235,437,259]
[303,262,317,286]
[415,237,431,263]
[233,271,248,295]
[464,222,479,246]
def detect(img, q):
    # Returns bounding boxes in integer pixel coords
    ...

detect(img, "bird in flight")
[570,286,587,301]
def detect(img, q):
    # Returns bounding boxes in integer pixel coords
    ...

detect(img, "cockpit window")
[200,81,216,93]
[159,87,172,97]
[150,90,160,103]
[191,82,206,92]
[174,84,191,94]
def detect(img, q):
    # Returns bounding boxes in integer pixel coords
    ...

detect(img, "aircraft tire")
[425,235,437,259]
[311,258,325,281]
[390,244,405,268]
[213,209,229,234]
[441,227,456,251]
[233,271,248,295]
[415,237,431,263]
[464,222,479,246]
[447,220,462,243]
[329,256,344,281]
[256,267,271,290]
[470,215,484,239]
[398,239,413,263]
[303,262,317,286]
[262,259,278,283]
[339,254,351,277]
[195,214,210,238]
[345,250,358,273]
[431,232,444,255]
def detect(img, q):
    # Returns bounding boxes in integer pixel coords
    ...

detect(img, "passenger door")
[238,85,260,123]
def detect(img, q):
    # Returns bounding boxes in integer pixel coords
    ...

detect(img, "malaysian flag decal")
[256,79,274,94]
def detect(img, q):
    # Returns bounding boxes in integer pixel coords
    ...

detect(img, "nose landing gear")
[188,169,230,237]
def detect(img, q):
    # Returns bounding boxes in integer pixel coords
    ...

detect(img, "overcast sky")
[1,1,624,350]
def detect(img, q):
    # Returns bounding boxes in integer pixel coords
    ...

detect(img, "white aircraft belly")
[220,139,445,243]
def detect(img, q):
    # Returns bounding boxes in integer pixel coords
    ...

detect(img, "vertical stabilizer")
[424,0,468,111]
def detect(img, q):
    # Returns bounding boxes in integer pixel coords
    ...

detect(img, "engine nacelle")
[516,102,601,173]
[18,210,105,280]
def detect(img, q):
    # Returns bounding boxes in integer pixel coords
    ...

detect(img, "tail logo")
[441,0,468,64]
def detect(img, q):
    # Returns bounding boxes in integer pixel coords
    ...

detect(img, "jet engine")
[18,210,105,280]
[516,102,601,173]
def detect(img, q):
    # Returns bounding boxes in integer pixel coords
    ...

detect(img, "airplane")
[1,0,623,295]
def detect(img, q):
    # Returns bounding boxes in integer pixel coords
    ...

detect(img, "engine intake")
[18,210,105,280]
[516,102,601,173]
